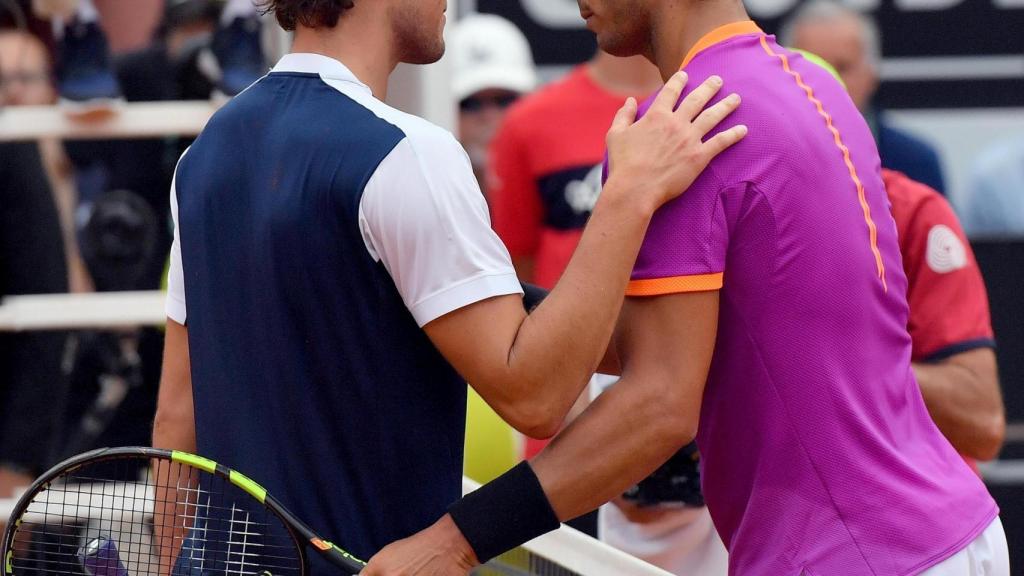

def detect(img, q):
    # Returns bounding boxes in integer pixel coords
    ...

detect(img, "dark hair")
[257,0,355,31]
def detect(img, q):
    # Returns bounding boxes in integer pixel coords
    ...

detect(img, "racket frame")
[1,447,366,575]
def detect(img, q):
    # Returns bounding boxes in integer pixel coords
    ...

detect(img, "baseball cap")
[451,14,537,102]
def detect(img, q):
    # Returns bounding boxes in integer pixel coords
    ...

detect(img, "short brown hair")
[257,0,355,31]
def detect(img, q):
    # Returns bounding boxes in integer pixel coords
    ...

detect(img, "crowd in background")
[0,0,1020,574]
[0,0,266,506]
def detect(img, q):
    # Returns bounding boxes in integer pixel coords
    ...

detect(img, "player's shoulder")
[383,108,466,172]
[322,81,466,168]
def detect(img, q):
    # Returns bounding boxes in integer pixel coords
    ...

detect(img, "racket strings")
[7,457,304,576]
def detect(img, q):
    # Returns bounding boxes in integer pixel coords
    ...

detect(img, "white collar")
[271,53,371,94]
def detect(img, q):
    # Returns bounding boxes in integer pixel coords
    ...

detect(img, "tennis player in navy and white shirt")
[154,13,745,565]
[167,54,521,328]
[165,52,525,559]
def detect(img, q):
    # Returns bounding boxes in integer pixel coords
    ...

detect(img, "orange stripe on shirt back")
[758,36,887,292]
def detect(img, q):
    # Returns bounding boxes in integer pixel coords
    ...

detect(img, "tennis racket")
[1,447,365,576]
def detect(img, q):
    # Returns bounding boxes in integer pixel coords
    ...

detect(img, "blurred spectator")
[213,0,267,97]
[780,0,948,195]
[33,0,265,104]
[488,50,728,574]
[450,13,536,193]
[883,169,1006,463]
[0,141,70,495]
[489,50,660,290]
[92,0,163,54]
[49,0,121,104]
[116,0,264,102]
[0,0,56,55]
[0,27,92,292]
[57,0,266,291]
[963,136,1024,237]
[0,27,53,105]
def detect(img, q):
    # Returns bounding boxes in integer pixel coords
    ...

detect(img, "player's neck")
[650,2,751,81]
[291,22,398,100]
[586,52,663,97]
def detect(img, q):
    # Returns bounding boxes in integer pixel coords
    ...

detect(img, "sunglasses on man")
[459,92,519,113]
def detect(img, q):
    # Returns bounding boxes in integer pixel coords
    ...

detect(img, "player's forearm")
[913,348,1005,461]
[501,180,656,436]
[152,321,197,454]
[152,402,196,454]
[417,373,695,571]
[151,324,196,576]
[530,372,695,521]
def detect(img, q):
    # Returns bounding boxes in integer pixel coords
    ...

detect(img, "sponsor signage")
[464,0,1024,108]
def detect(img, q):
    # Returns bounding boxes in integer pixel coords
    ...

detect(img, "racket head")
[2,447,309,576]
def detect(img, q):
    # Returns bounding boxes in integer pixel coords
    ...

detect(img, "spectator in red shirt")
[882,169,1005,463]
[489,50,662,291]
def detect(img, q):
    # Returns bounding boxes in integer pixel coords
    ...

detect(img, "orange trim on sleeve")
[626,273,724,296]
[681,21,763,68]
[757,36,888,292]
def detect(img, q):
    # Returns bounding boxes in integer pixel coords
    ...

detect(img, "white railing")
[0,101,215,141]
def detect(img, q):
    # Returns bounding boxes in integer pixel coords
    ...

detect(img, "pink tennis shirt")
[623,22,998,575]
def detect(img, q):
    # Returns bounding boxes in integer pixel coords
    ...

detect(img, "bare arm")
[364,292,719,574]
[151,319,195,575]
[425,73,742,438]
[532,291,717,520]
[424,189,656,438]
[152,319,195,453]
[913,348,1004,461]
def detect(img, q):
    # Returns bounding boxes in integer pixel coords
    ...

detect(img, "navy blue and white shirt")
[166,53,521,564]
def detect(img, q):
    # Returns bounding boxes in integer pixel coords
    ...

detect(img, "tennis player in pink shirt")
[364,1,1009,574]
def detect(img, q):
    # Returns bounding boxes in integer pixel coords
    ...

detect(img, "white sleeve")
[359,134,523,327]
[166,157,187,324]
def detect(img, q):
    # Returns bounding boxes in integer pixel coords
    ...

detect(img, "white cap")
[450,14,538,102]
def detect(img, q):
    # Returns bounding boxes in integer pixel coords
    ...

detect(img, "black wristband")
[448,461,560,562]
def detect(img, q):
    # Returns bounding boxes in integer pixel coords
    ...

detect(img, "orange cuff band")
[626,273,724,296]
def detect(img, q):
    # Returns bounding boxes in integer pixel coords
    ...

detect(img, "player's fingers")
[676,75,724,120]
[650,71,688,115]
[692,93,742,136]
[609,97,638,133]
[702,124,749,159]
